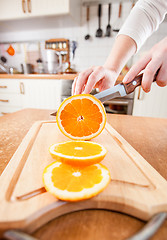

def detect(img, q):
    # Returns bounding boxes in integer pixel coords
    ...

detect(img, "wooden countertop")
[0,73,77,80]
[0,74,124,82]
[0,109,167,240]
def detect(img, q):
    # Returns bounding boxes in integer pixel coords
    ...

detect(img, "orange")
[43,161,111,202]
[56,94,106,140]
[49,141,107,166]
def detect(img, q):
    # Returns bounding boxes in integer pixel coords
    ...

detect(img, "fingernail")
[123,77,128,83]
[145,88,150,93]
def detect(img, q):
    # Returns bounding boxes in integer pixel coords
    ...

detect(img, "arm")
[103,35,137,74]
[118,0,167,51]
[72,35,136,95]
[72,0,167,95]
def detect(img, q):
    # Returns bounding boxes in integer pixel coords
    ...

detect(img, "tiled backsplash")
[0,2,167,73]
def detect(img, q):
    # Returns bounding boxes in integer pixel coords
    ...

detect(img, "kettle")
[45,49,62,74]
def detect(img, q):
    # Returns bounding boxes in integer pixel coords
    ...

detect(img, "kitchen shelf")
[45,48,68,52]
[45,38,70,63]
[82,0,136,7]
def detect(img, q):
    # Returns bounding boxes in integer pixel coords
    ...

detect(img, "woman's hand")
[72,35,137,95]
[123,37,167,92]
[72,66,119,95]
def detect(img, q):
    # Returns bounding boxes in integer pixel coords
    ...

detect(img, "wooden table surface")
[0,109,167,240]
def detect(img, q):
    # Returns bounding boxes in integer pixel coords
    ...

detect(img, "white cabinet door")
[0,78,63,115]
[30,0,69,17]
[22,79,62,110]
[0,79,24,115]
[132,83,167,118]
[0,0,80,21]
[0,0,27,20]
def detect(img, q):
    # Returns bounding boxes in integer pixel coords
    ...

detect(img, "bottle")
[36,58,44,74]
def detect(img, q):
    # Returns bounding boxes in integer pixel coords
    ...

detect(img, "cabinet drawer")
[0,80,22,94]
[0,94,22,107]
[0,106,22,116]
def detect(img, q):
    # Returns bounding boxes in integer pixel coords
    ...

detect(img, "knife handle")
[122,68,160,94]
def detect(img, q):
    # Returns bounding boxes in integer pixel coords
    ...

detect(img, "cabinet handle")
[27,0,32,13]
[0,99,9,102]
[1,112,9,115]
[22,0,26,13]
[0,86,7,88]
[137,86,142,100]
[20,82,25,94]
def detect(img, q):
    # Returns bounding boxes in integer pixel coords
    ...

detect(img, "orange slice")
[49,141,107,166]
[43,161,111,202]
[56,94,106,140]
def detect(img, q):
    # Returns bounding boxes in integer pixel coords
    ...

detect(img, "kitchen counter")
[0,73,124,82]
[0,73,77,80]
[0,109,167,240]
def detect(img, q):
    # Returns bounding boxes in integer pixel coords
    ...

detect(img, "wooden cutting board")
[0,120,167,235]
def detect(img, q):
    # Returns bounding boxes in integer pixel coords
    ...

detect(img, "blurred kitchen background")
[0,0,167,118]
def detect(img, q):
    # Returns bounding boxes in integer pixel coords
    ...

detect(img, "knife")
[94,68,160,103]
[50,69,159,116]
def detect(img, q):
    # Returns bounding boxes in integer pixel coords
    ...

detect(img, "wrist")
[102,64,120,78]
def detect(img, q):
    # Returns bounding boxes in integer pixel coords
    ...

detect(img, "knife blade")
[94,68,160,102]
[94,83,126,102]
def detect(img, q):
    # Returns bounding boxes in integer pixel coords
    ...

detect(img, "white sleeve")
[117,0,167,51]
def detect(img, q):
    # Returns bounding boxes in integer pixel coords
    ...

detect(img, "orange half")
[56,94,106,140]
[43,161,111,202]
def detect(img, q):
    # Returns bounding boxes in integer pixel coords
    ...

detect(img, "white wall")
[0,2,167,73]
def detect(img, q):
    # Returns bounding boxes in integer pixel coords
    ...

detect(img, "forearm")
[104,0,167,76]
[103,35,137,75]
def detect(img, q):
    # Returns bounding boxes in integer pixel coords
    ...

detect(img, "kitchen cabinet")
[22,79,62,110]
[0,0,80,21]
[132,83,167,118]
[0,79,62,116]
[0,79,24,116]
[0,0,26,21]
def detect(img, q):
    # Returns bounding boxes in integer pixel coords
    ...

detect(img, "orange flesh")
[60,99,103,137]
[54,141,103,157]
[51,164,102,192]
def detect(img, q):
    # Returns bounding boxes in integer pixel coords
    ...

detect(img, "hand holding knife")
[94,68,160,102]
[51,69,159,116]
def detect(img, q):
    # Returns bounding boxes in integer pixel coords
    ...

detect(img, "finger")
[99,75,116,91]
[74,68,93,95]
[156,63,167,87]
[96,77,108,92]
[94,70,117,91]
[94,79,102,89]
[123,54,151,83]
[71,76,78,95]
[142,58,162,92]
[83,66,105,93]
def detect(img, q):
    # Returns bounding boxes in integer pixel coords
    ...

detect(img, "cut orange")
[56,94,106,140]
[49,141,107,166]
[43,161,111,202]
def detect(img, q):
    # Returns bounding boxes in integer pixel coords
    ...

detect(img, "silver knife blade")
[94,83,127,102]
